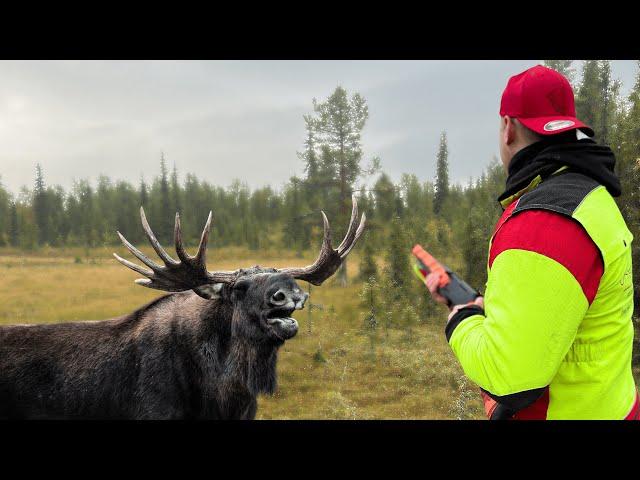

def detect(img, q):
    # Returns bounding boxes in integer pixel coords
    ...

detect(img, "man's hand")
[448,296,484,322]
[424,272,448,305]
[424,272,484,319]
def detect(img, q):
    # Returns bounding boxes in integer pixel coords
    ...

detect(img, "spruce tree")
[383,216,412,304]
[575,61,620,145]
[9,200,19,247]
[282,176,306,256]
[0,180,9,246]
[598,61,621,146]
[33,164,49,246]
[373,173,396,222]
[616,62,640,308]
[140,175,149,210]
[358,231,378,282]
[73,179,95,248]
[576,60,601,133]
[382,216,421,338]
[462,203,489,292]
[359,275,384,356]
[170,163,181,216]
[434,131,449,217]
[299,125,320,211]
[158,153,173,244]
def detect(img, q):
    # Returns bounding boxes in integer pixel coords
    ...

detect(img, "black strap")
[490,403,517,420]
[484,387,547,420]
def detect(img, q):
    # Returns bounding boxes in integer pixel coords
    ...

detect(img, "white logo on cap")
[543,120,575,131]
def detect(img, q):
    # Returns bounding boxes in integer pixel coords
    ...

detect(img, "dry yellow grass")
[0,246,483,419]
[3,246,638,419]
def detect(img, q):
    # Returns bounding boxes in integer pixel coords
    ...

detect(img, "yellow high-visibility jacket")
[447,139,638,420]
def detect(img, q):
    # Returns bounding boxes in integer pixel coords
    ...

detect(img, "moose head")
[113,195,366,346]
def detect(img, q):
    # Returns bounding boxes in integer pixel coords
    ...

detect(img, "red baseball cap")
[500,65,594,137]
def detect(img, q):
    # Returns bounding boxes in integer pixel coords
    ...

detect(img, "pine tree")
[9,200,19,247]
[305,86,370,286]
[434,131,449,217]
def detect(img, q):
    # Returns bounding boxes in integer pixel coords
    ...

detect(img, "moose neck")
[197,297,280,397]
[225,311,280,396]
[225,337,279,396]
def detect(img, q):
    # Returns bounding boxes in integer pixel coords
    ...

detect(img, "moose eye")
[271,291,286,303]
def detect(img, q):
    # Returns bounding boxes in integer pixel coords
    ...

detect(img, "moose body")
[1,287,281,419]
[0,198,365,419]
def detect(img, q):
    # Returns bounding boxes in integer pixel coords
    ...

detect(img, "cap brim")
[519,115,594,137]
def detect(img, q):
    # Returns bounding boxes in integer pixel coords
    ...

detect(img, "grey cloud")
[0,60,636,195]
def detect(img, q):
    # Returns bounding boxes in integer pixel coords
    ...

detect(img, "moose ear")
[193,283,224,300]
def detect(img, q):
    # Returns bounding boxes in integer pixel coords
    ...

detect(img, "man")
[425,64,639,420]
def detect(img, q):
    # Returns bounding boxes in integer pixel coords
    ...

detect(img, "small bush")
[313,348,327,364]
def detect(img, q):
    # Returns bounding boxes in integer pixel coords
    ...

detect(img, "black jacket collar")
[498,137,621,206]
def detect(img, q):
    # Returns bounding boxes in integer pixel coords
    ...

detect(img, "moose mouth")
[265,308,299,341]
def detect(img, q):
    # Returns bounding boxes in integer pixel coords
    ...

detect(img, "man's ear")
[193,283,225,300]
[503,115,516,146]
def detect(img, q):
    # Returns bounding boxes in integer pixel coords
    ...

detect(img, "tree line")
[1,61,639,315]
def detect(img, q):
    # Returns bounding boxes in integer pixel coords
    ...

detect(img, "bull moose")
[0,197,365,419]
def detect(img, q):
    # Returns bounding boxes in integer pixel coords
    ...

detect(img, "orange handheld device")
[411,244,481,308]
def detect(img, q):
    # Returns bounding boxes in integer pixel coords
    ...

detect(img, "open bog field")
[0,246,487,419]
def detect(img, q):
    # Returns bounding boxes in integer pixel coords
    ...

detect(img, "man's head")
[498,65,593,172]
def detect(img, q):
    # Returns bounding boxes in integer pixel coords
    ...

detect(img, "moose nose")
[293,291,309,310]
[271,289,309,310]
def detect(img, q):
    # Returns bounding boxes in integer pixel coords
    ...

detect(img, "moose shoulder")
[0,197,365,419]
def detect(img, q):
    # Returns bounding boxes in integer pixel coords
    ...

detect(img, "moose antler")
[113,207,236,292]
[115,196,366,292]
[278,194,366,286]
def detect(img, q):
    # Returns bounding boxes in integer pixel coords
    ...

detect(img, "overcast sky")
[0,60,637,195]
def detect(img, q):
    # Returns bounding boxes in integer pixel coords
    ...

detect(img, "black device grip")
[438,271,481,307]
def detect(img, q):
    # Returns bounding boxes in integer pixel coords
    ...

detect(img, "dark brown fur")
[0,270,302,419]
